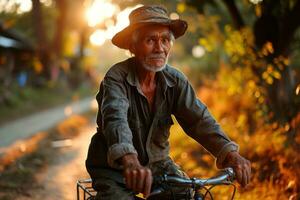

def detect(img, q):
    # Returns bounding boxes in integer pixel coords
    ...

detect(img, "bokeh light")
[249,0,263,4]
[170,12,180,20]
[192,45,205,58]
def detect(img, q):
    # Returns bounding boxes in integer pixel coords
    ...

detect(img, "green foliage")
[0,82,96,125]
[0,2,56,44]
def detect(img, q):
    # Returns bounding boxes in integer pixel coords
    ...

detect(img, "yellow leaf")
[267,64,273,73]
[254,91,260,98]
[262,48,269,56]
[283,57,290,65]
[202,154,213,163]
[177,3,186,13]
[273,71,281,79]
[198,38,207,46]
[284,123,290,131]
[296,84,300,95]
[180,152,188,159]
[247,80,256,89]
[287,180,295,189]
[224,25,232,33]
[199,38,213,52]
[266,76,273,84]
[262,71,268,79]
[265,42,274,54]
[258,96,264,104]
[236,114,246,127]
[33,59,43,74]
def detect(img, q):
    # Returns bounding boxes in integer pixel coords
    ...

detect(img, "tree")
[30,0,89,85]
[53,0,67,58]
[185,0,300,138]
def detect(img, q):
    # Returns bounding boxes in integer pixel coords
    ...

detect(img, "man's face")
[131,25,172,72]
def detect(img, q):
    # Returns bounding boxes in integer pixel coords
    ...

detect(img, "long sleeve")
[173,77,239,167]
[98,75,137,169]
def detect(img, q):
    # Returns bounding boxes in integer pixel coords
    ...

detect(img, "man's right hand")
[122,154,152,198]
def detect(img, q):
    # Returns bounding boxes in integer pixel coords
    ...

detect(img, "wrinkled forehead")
[138,24,172,38]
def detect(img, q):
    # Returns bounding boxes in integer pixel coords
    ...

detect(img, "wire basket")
[77,178,96,200]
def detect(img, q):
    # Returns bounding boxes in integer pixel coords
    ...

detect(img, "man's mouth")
[148,56,165,61]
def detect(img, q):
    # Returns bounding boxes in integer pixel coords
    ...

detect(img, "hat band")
[130,16,171,25]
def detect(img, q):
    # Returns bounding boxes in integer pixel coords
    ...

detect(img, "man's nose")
[154,40,164,52]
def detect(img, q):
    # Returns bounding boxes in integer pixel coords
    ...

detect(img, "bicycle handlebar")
[154,168,235,188]
[148,168,235,199]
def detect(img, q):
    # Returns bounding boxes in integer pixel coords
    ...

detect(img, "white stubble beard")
[141,55,169,72]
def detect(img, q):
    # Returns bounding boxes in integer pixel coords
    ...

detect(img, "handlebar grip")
[202,168,235,185]
[223,167,235,181]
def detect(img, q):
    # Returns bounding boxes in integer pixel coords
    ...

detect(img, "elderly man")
[86,5,251,200]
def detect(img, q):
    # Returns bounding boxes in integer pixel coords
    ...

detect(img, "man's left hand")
[222,151,251,187]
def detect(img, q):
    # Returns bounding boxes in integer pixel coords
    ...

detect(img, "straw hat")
[112,5,188,49]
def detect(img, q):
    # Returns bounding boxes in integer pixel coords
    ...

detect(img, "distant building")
[0,22,35,104]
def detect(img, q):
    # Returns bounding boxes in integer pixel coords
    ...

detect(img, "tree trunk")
[222,0,245,29]
[53,0,67,58]
[31,0,50,80]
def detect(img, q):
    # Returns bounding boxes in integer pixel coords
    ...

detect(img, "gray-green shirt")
[86,57,238,179]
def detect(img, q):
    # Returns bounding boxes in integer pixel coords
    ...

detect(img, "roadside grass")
[0,141,49,199]
[0,82,97,126]
[0,112,94,199]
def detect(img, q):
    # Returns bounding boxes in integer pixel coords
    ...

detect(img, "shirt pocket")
[152,115,174,147]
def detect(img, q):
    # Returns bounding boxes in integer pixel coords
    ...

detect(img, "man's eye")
[162,37,170,43]
[146,38,155,43]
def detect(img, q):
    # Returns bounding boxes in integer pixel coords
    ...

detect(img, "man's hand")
[122,154,152,198]
[222,151,251,187]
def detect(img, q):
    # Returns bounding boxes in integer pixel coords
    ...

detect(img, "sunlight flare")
[85,0,117,27]
[88,4,143,46]
[0,0,32,13]
[0,0,52,13]
[90,30,106,46]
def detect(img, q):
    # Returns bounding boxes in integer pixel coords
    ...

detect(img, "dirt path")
[0,97,94,148]
[16,124,95,200]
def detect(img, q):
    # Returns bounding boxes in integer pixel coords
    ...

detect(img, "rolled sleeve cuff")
[107,143,138,169]
[216,142,239,168]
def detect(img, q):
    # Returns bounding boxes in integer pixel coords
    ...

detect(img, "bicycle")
[76,168,236,200]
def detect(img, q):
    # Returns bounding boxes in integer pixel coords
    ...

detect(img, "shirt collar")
[126,57,176,88]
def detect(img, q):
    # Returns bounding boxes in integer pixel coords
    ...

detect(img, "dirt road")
[16,124,95,200]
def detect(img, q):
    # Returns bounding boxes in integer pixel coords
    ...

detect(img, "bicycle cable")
[200,186,214,200]
[203,183,236,200]
[164,182,192,200]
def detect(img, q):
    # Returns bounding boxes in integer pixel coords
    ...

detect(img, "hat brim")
[112,19,188,50]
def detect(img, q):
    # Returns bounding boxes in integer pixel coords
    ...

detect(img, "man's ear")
[129,43,136,55]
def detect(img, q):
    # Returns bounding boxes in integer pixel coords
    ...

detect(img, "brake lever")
[223,167,235,181]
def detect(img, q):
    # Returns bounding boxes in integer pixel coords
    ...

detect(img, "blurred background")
[0,0,299,199]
